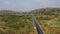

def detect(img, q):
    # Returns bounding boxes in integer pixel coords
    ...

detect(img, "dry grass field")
[0,14,37,34]
[36,15,60,34]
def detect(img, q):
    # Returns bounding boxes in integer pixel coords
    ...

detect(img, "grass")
[36,15,60,34]
[50,18,60,26]
[0,13,60,34]
[0,14,37,34]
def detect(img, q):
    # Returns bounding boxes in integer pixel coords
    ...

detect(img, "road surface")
[32,14,44,34]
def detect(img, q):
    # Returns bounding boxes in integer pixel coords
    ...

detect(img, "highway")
[32,14,44,34]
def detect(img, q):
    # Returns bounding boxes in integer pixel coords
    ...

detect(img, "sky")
[0,0,60,11]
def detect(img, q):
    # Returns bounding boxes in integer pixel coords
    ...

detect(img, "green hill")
[29,8,60,15]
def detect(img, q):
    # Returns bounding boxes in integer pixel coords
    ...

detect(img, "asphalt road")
[32,15,44,34]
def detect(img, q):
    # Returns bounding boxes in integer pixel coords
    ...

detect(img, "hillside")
[30,8,60,15]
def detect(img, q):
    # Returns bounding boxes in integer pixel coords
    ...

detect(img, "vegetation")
[0,8,60,34]
[0,14,37,34]
[29,8,60,34]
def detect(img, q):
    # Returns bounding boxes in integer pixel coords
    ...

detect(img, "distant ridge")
[29,8,60,15]
[0,10,20,15]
